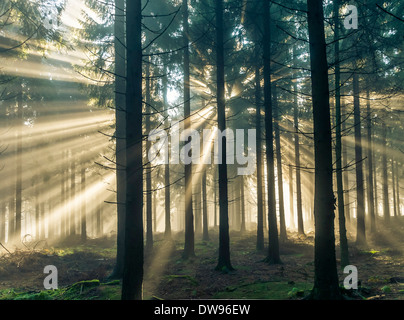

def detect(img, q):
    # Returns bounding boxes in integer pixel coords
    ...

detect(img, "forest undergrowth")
[0,217,403,300]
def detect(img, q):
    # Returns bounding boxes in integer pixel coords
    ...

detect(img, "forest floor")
[0,217,403,300]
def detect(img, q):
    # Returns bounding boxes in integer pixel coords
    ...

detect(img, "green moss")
[70,279,101,289]
[164,274,199,286]
[0,279,121,301]
[213,281,311,300]
[103,280,120,286]
[14,291,54,300]
[55,280,101,300]
[287,287,305,298]
[360,249,380,255]
[381,285,391,293]
[0,289,24,300]
[92,285,121,300]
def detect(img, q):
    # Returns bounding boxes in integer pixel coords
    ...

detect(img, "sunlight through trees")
[0,0,403,302]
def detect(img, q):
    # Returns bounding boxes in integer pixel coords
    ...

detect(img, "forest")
[0,0,403,303]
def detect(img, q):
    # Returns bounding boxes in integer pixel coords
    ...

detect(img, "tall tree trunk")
[288,162,295,229]
[97,199,102,237]
[214,162,218,228]
[240,175,246,233]
[121,0,144,301]
[255,61,265,251]
[396,161,401,216]
[333,0,349,267]
[215,0,233,271]
[373,149,379,218]
[263,0,281,264]
[145,57,153,252]
[40,197,45,239]
[35,177,40,239]
[182,0,195,259]
[195,173,202,234]
[202,168,209,241]
[70,151,76,236]
[392,159,397,217]
[48,197,53,240]
[366,89,376,233]
[153,189,157,233]
[81,165,87,242]
[381,122,389,223]
[15,83,23,243]
[164,158,171,238]
[8,197,14,243]
[44,176,49,239]
[293,49,305,236]
[307,0,341,300]
[0,203,5,244]
[353,72,366,246]
[111,0,126,279]
[273,84,287,242]
[234,184,238,230]
[60,151,66,239]
[342,102,350,222]
[163,66,171,239]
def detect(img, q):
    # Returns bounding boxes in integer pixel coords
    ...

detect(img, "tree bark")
[353,72,366,246]
[307,0,341,300]
[70,150,76,236]
[97,197,102,237]
[182,0,195,259]
[121,0,144,300]
[110,0,126,279]
[163,66,172,240]
[0,203,5,244]
[342,102,350,221]
[60,151,66,239]
[288,162,295,229]
[396,160,401,216]
[333,0,349,267]
[8,197,14,243]
[366,89,376,233]
[215,0,233,271]
[392,159,397,217]
[145,56,153,252]
[202,166,209,240]
[293,49,305,236]
[214,156,218,228]
[15,82,23,242]
[382,122,389,223]
[80,165,87,242]
[195,172,202,235]
[273,84,287,242]
[263,0,281,264]
[255,61,265,251]
[240,175,246,233]
[373,149,379,218]
[35,177,40,239]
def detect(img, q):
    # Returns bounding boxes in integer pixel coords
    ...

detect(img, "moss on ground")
[0,279,121,300]
[213,281,311,300]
